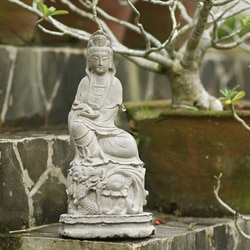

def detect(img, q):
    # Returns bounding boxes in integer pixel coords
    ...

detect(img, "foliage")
[36,1,68,20]
[219,85,246,106]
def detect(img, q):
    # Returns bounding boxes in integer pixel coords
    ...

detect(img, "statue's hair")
[86,30,116,75]
[87,30,112,55]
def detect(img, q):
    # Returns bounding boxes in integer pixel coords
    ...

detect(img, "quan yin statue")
[59,30,155,239]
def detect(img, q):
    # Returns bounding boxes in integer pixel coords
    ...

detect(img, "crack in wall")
[36,50,71,126]
[11,136,69,228]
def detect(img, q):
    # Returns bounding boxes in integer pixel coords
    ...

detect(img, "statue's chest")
[87,84,108,109]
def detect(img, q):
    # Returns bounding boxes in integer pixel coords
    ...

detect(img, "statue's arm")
[71,78,99,118]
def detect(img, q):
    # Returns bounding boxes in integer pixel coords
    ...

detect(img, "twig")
[142,0,174,6]
[234,214,250,240]
[126,0,151,50]
[230,104,250,131]
[91,0,103,30]
[214,177,250,221]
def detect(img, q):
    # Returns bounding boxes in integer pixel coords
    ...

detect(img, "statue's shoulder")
[112,77,122,87]
[79,76,89,84]
[77,76,89,89]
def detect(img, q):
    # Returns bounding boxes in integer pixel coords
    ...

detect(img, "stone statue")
[59,30,155,239]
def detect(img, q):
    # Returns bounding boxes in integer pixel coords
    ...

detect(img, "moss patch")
[125,100,250,121]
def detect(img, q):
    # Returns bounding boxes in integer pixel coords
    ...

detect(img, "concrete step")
[1,218,250,250]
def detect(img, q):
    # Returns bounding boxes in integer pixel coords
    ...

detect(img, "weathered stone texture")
[0,132,74,233]
[0,142,29,232]
[0,46,84,129]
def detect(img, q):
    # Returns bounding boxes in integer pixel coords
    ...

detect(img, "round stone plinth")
[59,213,155,239]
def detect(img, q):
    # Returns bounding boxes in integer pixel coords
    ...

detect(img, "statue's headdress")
[86,30,115,74]
[87,30,112,56]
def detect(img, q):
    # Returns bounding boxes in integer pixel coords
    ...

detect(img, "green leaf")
[232,90,245,102]
[220,88,228,97]
[225,99,232,105]
[217,17,236,39]
[36,1,68,18]
[37,2,48,17]
[50,10,69,16]
[214,172,223,181]
[240,16,250,27]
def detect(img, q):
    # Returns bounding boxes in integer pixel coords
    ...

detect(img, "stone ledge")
[1,218,250,250]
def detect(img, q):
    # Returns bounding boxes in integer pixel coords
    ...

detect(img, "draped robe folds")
[68,73,143,167]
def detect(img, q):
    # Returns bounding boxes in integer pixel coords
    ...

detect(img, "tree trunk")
[167,59,222,111]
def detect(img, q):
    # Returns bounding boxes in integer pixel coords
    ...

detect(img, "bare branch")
[114,45,173,68]
[176,1,192,24]
[213,32,250,50]
[214,177,250,221]
[96,4,164,50]
[126,0,151,50]
[234,215,250,240]
[91,0,103,30]
[37,24,65,36]
[230,105,250,131]
[181,2,213,69]
[123,54,166,73]
[143,1,179,56]
[116,0,138,5]
[142,0,174,6]
[210,0,238,7]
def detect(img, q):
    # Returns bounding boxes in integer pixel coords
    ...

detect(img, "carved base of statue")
[59,163,155,239]
[59,30,155,239]
[59,213,155,239]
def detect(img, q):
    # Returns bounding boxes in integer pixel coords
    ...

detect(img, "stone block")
[0,131,74,233]
[0,46,84,129]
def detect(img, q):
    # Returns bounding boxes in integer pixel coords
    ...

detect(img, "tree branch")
[181,2,212,69]
[230,105,250,131]
[234,215,250,240]
[214,176,250,221]
[141,0,175,6]
[214,174,250,240]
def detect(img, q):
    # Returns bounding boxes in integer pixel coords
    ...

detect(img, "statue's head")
[87,30,115,75]
[87,30,112,55]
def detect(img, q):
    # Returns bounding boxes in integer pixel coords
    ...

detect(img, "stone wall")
[0,131,74,232]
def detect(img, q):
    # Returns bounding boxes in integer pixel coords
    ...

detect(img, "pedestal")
[59,212,155,239]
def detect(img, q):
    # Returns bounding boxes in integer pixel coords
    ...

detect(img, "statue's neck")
[94,74,109,86]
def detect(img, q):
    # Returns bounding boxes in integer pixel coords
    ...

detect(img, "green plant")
[36,2,69,20]
[219,85,250,131]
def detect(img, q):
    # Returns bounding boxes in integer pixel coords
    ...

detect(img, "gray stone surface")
[0,131,74,233]
[1,218,250,249]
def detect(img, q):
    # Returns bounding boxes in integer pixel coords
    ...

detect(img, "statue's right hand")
[78,109,99,119]
[73,103,89,111]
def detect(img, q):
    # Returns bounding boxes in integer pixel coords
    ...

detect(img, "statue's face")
[89,51,110,75]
